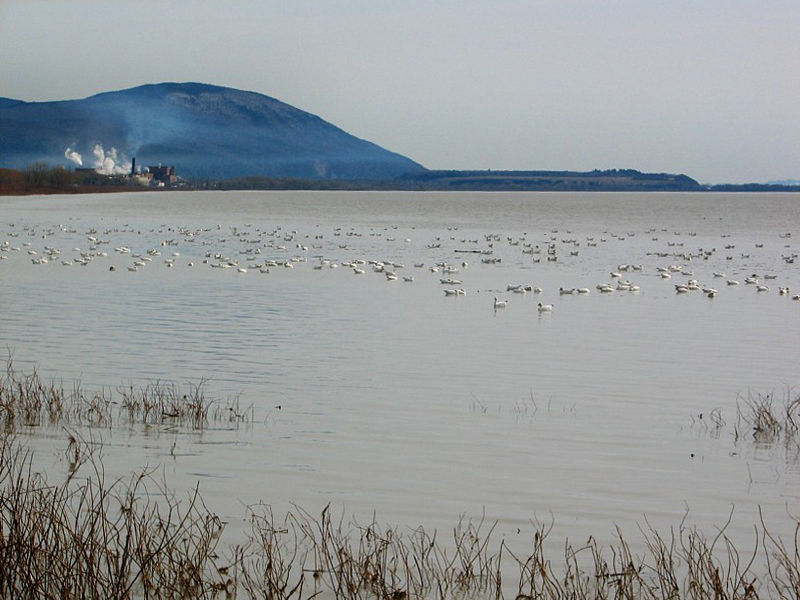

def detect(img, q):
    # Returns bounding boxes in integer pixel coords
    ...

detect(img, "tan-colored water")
[1,190,798,556]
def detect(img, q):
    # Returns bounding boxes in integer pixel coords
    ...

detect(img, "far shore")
[2,165,799,195]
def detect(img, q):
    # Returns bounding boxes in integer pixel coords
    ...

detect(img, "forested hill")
[396,169,702,191]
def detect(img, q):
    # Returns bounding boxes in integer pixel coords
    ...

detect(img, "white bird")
[756,285,770,292]
[538,302,554,312]
[494,297,507,309]
[577,288,590,294]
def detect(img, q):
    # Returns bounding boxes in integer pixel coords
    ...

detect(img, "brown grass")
[0,360,252,431]
[735,390,800,446]
[2,428,799,598]
[0,434,229,598]
[2,366,800,598]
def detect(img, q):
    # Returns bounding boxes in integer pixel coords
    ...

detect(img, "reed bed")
[1,429,799,599]
[2,365,800,598]
[735,390,800,446]
[0,360,252,430]
[692,390,800,451]
[0,434,229,598]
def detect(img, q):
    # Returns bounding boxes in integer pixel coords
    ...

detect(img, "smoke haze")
[92,144,131,175]
[64,147,82,166]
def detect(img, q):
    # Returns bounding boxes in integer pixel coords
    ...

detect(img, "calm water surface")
[1,190,798,552]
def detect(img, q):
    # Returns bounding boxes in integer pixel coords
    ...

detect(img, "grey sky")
[1,0,798,183]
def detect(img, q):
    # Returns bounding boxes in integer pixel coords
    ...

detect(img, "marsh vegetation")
[1,365,799,598]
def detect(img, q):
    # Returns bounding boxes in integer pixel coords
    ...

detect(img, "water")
[1,190,798,551]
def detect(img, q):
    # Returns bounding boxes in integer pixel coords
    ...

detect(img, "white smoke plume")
[92,144,132,175]
[64,147,83,166]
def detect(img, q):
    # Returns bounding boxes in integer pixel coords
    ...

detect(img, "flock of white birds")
[2,221,798,308]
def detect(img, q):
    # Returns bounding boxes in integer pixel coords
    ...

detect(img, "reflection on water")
[1,190,798,548]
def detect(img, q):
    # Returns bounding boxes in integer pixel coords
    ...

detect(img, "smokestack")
[131,157,136,176]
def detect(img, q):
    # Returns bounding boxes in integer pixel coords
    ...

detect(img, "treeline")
[709,183,800,192]
[392,169,703,191]
[198,176,383,191]
[197,169,704,192]
[0,163,144,195]
[4,164,799,194]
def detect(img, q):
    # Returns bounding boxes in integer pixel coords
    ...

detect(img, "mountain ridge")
[0,82,426,180]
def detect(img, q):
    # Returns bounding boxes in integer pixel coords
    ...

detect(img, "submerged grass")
[0,434,229,598]
[2,366,800,598]
[1,431,799,599]
[734,390,800,446]
[693,389,800,457]
[0,360,252,430]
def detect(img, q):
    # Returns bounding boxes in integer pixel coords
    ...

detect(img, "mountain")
[0,82,426,180]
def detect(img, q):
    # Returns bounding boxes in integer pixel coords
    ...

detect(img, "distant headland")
[1,82,797,194]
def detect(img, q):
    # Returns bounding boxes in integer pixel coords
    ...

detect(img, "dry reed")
[1,428,799,599]
[2,365,800,598]
[735,390,800,447]
[0,360,252,431]
[0,434,229,598]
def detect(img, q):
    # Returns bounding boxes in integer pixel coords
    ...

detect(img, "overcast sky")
[1,0,798,183]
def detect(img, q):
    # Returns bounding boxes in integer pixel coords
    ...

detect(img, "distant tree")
[48,166,73,188]
[0,168,25,192]
[24,161,50,186]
